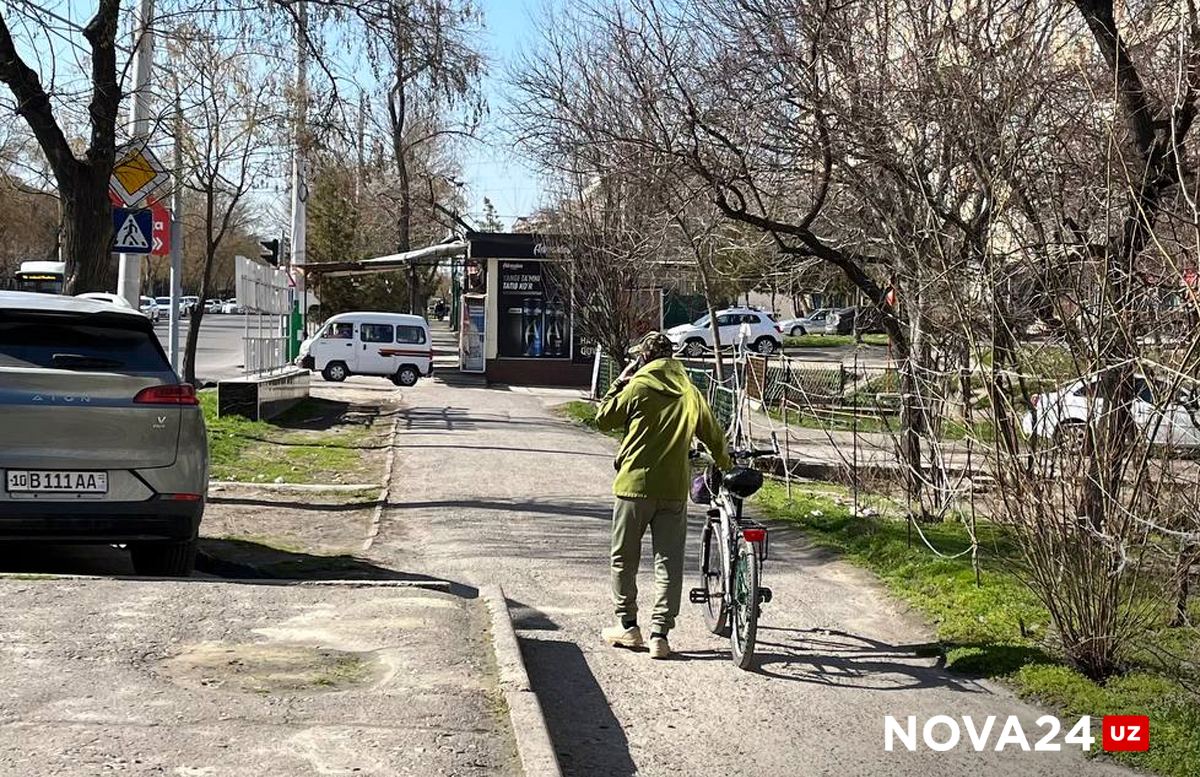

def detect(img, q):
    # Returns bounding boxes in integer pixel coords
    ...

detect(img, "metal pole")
[289,1,308,326]
[117,0,156,307]
[168,74,182,372]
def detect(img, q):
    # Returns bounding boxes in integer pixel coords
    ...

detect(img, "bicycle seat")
[723,467,763,498]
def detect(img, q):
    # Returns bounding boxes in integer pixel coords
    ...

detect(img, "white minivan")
[299,312,433,386]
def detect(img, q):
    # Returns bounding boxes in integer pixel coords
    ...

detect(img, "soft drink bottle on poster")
[532,298,544,356]
[548,301,563,357]
[522,298,536,356]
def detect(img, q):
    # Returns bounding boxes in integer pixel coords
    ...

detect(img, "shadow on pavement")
[207,496,381,512]
[0,543,134,576]
[197,538,475,596]
[521,637,637,777]
[388,497,614,521]
[675,626,986,692]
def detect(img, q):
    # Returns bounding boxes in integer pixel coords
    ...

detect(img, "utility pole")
[289,0,309,333]
[168,73,183,372]
[117,0,156,308]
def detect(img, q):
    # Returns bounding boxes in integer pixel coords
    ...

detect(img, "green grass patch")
[783,333,890,348]
[556,400,622,439]
[754,480,1200,777]
[200,391,375,484]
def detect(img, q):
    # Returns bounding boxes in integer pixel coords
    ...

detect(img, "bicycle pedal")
[758,587,773,604]
[688,587,709,604]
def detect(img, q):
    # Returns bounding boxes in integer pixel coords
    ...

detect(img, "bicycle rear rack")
[739,519,770,562]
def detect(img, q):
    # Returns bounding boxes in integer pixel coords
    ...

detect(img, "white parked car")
[1022,373,1200,449]
[139,296,161,322]
[181,295,199,316]
[75,292,137,311]
[778,308,835,337]
[221,299,242,314]
[666,307,783,357]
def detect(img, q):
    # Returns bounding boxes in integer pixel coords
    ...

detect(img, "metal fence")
[244,335,290,376]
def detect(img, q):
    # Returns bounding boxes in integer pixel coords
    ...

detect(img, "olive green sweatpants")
[610,496,688,634]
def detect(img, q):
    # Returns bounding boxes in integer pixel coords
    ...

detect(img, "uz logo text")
[1102,716,1149,752]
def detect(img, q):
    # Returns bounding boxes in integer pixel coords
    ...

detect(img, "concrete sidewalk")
[367,380,1135,777]
[0,577,518,777]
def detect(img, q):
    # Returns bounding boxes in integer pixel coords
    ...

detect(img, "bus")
[13,260,65,294]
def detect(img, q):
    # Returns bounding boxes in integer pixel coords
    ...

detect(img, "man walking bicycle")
[595,332,732,659]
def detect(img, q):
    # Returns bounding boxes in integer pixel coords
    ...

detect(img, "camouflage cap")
[630,330,675,361]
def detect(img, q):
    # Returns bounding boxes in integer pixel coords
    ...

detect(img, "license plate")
[6,470,108,494]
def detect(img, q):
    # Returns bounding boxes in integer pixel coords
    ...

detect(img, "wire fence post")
[852,347,860,519]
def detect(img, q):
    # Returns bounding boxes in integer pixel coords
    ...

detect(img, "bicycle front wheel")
[730,538,760,669]
[699,517,729,636]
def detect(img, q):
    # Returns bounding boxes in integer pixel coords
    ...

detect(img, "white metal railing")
[244,335,289,375]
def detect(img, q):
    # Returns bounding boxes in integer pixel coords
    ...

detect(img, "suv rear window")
[0,313,171,373]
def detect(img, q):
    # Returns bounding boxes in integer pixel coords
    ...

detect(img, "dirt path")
[361,379,1136,777]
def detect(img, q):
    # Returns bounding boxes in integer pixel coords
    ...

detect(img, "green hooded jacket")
[595,358,733,500]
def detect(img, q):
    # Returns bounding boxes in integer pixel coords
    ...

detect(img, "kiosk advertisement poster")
[460,294,486,373]
[498,260,571,358]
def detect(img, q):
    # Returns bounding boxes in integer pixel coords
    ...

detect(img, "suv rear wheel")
[685,338,706,358]
[130,538,197,577]
[754,336,777,355]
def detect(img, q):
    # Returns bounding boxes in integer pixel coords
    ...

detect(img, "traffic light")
[260,238,280,266]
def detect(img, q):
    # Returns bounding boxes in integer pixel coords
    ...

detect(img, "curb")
[480,584,562,777]
[362,412,401,553]
[208,481,378,492]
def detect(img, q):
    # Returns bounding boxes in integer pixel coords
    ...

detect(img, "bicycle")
[689,447,775,669]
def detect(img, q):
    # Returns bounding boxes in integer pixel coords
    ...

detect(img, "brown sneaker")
[648,635,671,659]
[602,624,644,649]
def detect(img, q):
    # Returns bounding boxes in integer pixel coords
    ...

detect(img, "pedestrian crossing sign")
[112,207,153,254]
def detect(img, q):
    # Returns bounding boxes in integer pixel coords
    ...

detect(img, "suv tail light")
[134,383,198,405]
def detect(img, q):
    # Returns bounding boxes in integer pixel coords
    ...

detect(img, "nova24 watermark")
[884,714,1149,753]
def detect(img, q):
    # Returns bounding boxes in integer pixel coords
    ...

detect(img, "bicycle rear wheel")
[699,517,729,636]
[730,538,760,669]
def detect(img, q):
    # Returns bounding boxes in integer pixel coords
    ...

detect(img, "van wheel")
[392,366,420,387]
[322,361,348,382]
[130,538,197,577]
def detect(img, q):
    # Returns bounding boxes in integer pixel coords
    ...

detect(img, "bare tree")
[170,22,282,385]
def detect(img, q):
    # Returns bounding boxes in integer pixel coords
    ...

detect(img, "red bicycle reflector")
[742,528,767,542]
[134,383,198,405]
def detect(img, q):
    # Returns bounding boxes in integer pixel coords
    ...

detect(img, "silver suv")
[0,292,207,576]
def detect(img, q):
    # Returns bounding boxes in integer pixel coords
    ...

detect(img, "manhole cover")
[160,642,375,694]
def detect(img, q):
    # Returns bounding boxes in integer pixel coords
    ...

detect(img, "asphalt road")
[154,312,263,385]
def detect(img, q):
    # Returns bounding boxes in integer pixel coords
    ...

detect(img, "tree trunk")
[61,168,115,293]
[1170,543,1197,627]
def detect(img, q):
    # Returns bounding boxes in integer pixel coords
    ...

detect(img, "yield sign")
[112,207,153,254]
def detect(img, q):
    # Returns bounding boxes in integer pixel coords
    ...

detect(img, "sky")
[457,0,548,229]
[10,1,548,231]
